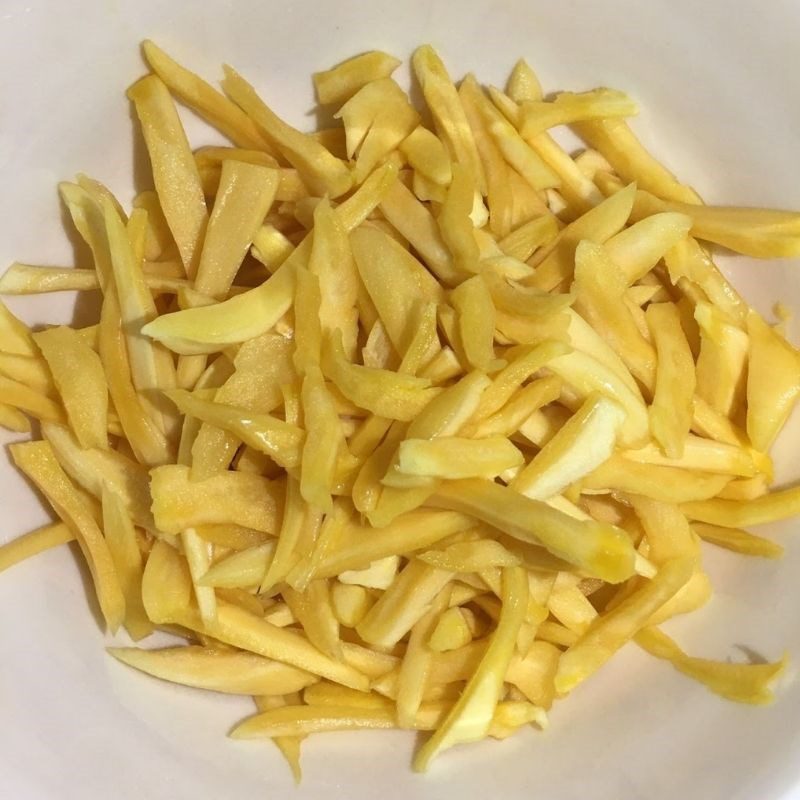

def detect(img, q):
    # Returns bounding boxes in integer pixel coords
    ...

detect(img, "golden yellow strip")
[168,389,304,470]
[745,310,800,452]
[108,645,317,696]
[0,264,196,296]
[356,560,454,648]
[172,601,368,690]
[231,704,399,739]
[10,441,126,631]
[0,522,75,575]
[0,300,38,357]
[98,290,172,467]
[396,585,452,728]
[313,50,402,105]
[584,456,730,503]
[41,421,155,532]
[555,558,694,693]
[102,488,153,640]
[0,375,64,423]
[309,199,360,359]
[195,161,279,298]
[0,351,54,395]
[378,179,459,284]
[190,333,292,479]
[526,183,636,291]
[151,464,283,534]
[128,75,208,277]
[299,367,344,513]
[682,487,800,528]
[142,40,274,151]
[574,117,701,204]
[0,402,30,433]
[0,264,98,294]
[692,522,783,559]
[33,326,109,450]
[636,627,786,705]
[431,479,636,583]
[412,45,485,194]
[646,302,695,458]
[413,566,528,770]
[463,77,559,193]
[314,510,474,581]
[351,224,443,356]
[221,65,352,198]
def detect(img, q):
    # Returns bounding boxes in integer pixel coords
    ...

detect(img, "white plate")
[1,1,799,798]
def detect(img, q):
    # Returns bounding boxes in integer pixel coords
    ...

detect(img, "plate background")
[1,1,799,798]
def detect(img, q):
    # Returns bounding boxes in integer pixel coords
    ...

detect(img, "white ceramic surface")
[1,1,799,798]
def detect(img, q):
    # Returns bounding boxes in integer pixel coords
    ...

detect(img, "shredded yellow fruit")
[1,41,797,781]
